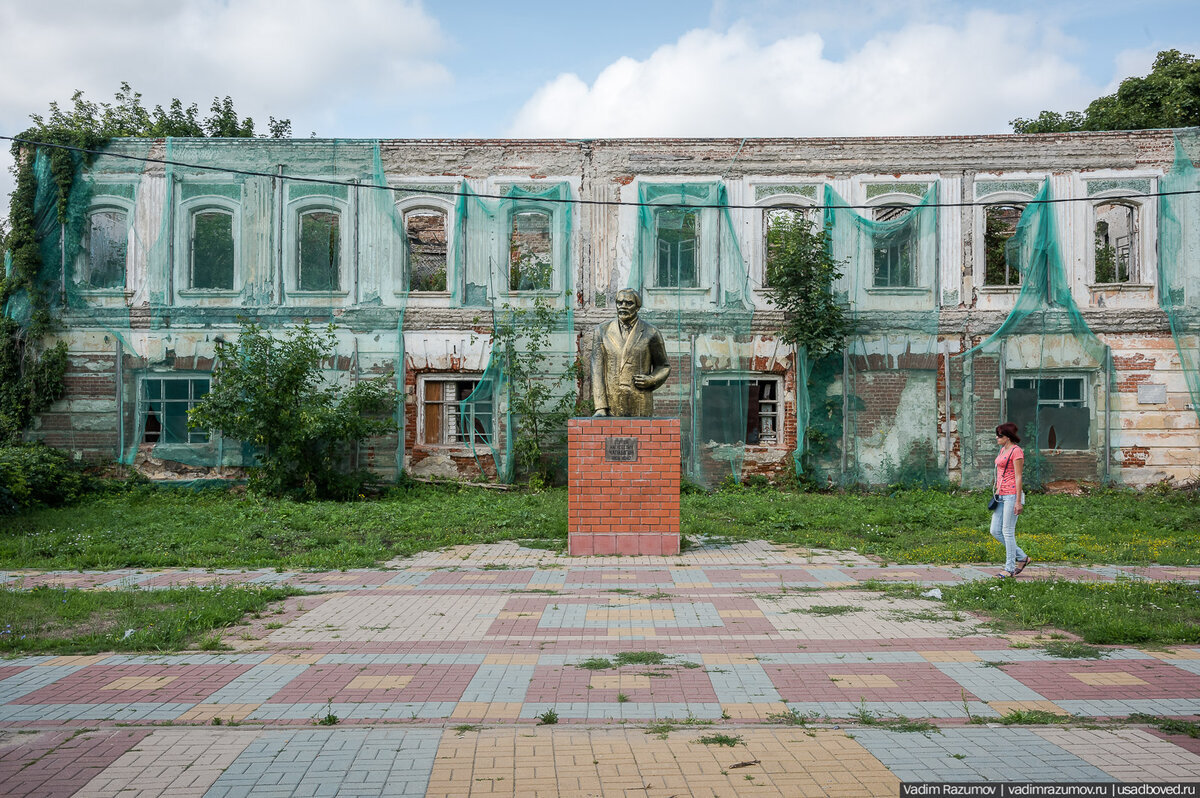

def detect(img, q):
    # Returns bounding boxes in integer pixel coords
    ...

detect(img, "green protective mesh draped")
[1159,130,1200,430]
[453,183,576,484]
[952,180,1117,489]
[626,182,755,487]
[807,183,945,486]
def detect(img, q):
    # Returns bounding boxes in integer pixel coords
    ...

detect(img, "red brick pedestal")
[567,418,680,556]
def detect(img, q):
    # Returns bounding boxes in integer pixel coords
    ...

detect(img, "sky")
[1,0,1198,221]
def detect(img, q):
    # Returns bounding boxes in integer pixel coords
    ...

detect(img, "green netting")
[804,184,945,486]
[952,180,1117,488]
[1159,131,1200,430]
[625,182,755,487]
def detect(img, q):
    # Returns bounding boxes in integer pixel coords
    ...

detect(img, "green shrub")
[0,443,90,514]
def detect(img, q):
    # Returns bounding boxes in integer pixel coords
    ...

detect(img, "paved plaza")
[2,540,1199,796]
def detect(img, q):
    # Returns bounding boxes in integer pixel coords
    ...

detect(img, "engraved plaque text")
[605,437,638,462]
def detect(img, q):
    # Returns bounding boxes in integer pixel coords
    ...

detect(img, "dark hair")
[996,422,1021,443]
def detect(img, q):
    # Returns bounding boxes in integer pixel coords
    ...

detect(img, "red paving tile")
[267,664,478,703]
[765,663,982,702]
[17,665,252,705]
[0,728,149,798]
[1000,660,1200,700]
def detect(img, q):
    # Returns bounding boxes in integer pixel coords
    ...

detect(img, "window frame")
[865,193,921,290]
[138,374,212,446]
[1088,193,1150,287]
[503,202,562,295]
[178,194,241,295]
[395,192,458,301]
[77,199,133,294]
[416,374,493,448]
[1006,372,1093,452]
[283,195,350,297]
[974,189,1037,294]
[402,206,451,295]
[756,197,820,292]
[698,373,785,447]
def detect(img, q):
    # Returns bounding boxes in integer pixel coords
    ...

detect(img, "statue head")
[615,289,642,324]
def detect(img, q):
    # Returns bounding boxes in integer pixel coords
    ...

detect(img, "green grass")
[3,483,1198,570]
[696,733,742,747]
[939,579,1200,645]
[0,584,297,653]
[791,605,861,616]
[1128,713,1200,738]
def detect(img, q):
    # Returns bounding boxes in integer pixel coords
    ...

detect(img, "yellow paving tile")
[1070,671,1148,686]
[101,676,179,691]
[585,609,674,621]
[830,674,897,689]
[451,702,523,720]
[460,574,497,582]
[177,703,261,722]
[483,653,540,665]
[1143,648,1200,660]
[40,654,113,666]
[590,674,651,689]
[738,572,779,579]
[607,627,657,636]
[673,582,713,588]
[824,580,859,587]
[718,609,764,618]
[318,574,361,582]
[702,654,760,665]
[721,702,790,719]
[918,650,983,662]
[346,675,413,690]
[263,653,324,665]
[988,700,1069,716]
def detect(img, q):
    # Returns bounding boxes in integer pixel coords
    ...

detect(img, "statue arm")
[591,327,609,414]
[643,330,671,390]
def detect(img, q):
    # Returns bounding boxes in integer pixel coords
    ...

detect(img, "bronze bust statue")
[591,289,670,417]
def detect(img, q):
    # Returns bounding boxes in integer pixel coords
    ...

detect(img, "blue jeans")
[989,494,1028,574]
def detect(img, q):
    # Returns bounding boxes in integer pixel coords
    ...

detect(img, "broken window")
[421,377,492,446]
[700,377,781,445]
[656,208,699,288]
[81,209,128,289]
[297,209,340,291]
[983,204,1025,286]
[509,210,553,291]
[405,209,448,292]
[763,206,815,289]
[190,209,235,290]
[141,377,210,445]
[871,204,915,287]
[1007,375,1090,450]
[1093,201,1138,283]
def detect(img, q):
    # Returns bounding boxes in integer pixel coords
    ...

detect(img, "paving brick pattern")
[2,540,1199,795]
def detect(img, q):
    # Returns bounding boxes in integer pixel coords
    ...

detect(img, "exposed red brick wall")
[568,418,680,556]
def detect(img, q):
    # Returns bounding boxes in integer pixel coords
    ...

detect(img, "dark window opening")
[1094,202,1137,284]
[700,378,780,445]
[83,210,128,289]
[656,209,699,288]
[191,210,235,290]
[422,379,492,446]
[984,204,1025,286]
[1007,376,1090,450]
[871,204,915,288]
[142,378,210,444]
[298,210,340,291]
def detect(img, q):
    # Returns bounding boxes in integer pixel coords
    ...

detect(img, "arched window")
[297,208,341,291]
[405,208,448,292]
[190,208,235,290]
[654,208,699,288]
[82,207,128,289]
[1093,201,1138,284]
[509,209,553,291]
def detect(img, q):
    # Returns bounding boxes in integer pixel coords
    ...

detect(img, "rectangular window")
[1007,376,1089,450]
[191,210,235,289]
[1094,202,1137,283]
[83,210,127,289]
[700,377,781,445]
[298,210,340,291]
[142,377,210,444]
[763,206,814,289]
[984,204,1024,286]
[406,210,448,292]
[509,210,553,291]
[871,205,915,288]
[421,378,492,446]
[656,209,699,288]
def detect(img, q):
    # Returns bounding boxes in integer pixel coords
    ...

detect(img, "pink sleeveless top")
[995,446,1023,495]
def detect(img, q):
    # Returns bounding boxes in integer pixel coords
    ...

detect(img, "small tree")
[764,214,854,476]
[188,322,398,499]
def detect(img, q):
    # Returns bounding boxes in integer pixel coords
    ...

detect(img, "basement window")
[1007,375,1090,450]
[405,209,448,292]
[509,210,553,291]
[141,377,210,444]
[700,377,782,445]
[420,377,492,446]
[297,209,341,291]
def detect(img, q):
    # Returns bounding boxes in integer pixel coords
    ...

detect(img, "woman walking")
[992,422,1032,578]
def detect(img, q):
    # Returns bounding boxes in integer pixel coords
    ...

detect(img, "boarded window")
[83,209,128,289]
[871,204,915,287]
[1094,202,1137,283]
[656,209,699,288]
[405,209,448,292]
[983,204,1025,286]
[142,377,210,445]
[298,210,340,291]
[191,210,235,289]
[1008,376,1090,450]
[509,210,553,291]
[700,378,781,445]
[422,378,492,446]
[763,206,814,289]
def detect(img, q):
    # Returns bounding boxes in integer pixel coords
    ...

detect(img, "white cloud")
[508,12,1098,137]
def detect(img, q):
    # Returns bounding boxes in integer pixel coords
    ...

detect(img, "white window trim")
[1086,190,1155,290]
[177,195,241,297]
[755,197,821,293]
[138,374,214,447]
[283,195,351,297]
[395,193,457,300]
[863,192,926,292]
[974,190,1036,293]
[503,202,563,296]
[698,373,786,448]
[77,197,134,295]
[416,373,491,448]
